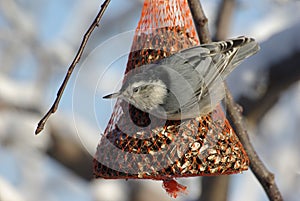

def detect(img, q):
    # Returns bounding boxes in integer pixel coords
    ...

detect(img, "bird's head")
[103,78,168,112]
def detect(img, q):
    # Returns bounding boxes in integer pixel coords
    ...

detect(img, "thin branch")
[225,87,283,201]
[188,1,229,201]
[188,0,284,200]
[187,0,211,44]
[35,0,111,134]
[188,0,230,201]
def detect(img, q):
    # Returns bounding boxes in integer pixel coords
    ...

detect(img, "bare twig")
[187,0,211,43]
[188,1,229,201]
[225,88,283,201]
[188,0,284,200]
[35,0,111,134]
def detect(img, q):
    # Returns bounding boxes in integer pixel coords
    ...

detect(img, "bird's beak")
[103,92,120,99]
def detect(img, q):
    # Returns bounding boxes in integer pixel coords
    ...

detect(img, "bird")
[103,36,260,120]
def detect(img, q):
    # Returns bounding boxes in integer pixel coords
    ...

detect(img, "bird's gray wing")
[154,37,259,117]
[156,47,223,116]
[173,36,259,93]
[200,36,260,78]
[164,37,259,116]
[156,64,200,114]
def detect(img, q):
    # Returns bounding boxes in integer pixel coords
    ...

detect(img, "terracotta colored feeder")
[94,0,249,198]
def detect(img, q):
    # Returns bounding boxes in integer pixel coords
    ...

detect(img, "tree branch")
[225,88,283,201]
[188,1,229,201]
[187,0,211,43]
[35,0,111,134]
[188,0,284,200]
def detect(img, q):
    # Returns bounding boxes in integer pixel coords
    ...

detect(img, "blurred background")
[1,0,300,201]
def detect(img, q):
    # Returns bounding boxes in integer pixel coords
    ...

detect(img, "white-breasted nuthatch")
[103,36,260,120]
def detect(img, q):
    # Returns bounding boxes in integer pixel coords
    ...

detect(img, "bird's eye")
[133,87,139,93]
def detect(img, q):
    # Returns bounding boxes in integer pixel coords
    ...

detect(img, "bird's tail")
[213,36,260,77]
[199,36,259,77]
[228,37,259,72]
